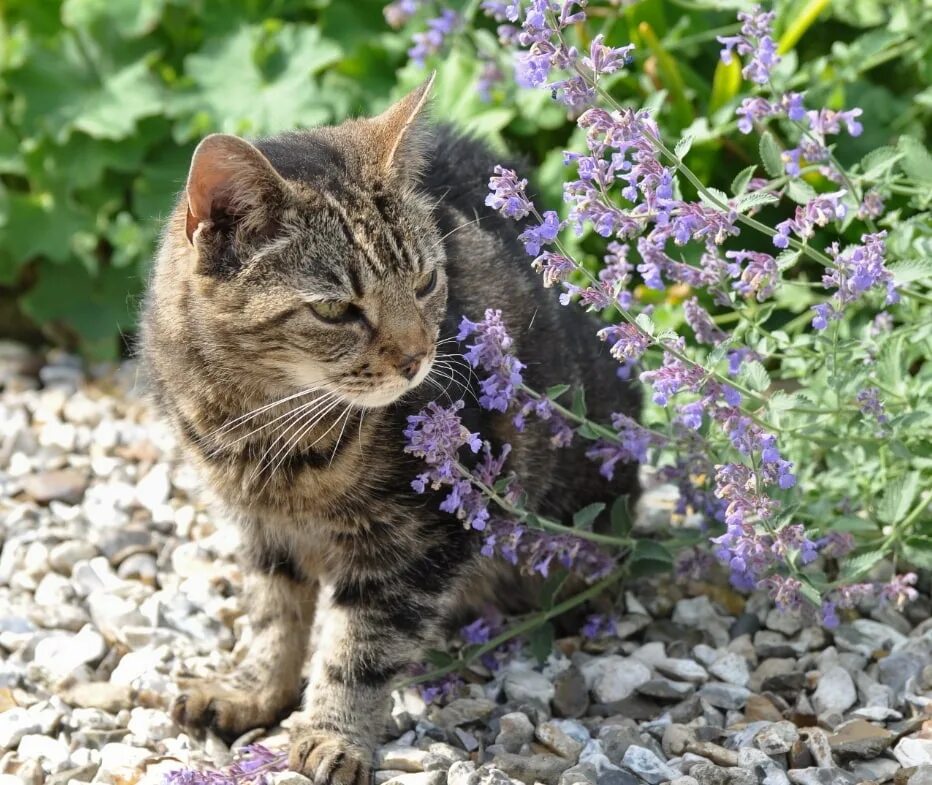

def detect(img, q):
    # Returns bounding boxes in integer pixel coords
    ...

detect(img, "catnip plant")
[390,0,932,689]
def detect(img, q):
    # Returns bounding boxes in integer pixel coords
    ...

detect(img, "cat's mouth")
[344,354,434,408]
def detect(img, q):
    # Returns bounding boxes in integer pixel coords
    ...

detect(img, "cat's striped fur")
[140,80,640,784]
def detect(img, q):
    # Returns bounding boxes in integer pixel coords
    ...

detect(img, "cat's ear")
[369,73,435,181]
[185,134,288,244]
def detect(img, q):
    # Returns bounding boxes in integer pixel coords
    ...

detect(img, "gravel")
[1,346,930,785]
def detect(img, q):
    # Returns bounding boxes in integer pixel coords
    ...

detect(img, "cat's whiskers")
[428,212,491,252]
[252,394,348,484]
[259,399,352,491]
[208,389,342,457]
[329,406,355,467]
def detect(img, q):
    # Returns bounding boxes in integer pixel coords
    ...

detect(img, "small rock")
[811,667,857,715]
[60,682,133,712]
[436,698,496,727]
[581,657,651,703]
[447,761,478,785]
[708,653,750,687]
[766,609,802,637]
[895,738,932,769]
[0,707,41,750]
[907,765,932,785]
[135,464,172,512]
[21,469,89,504]
[378,746,431,773]
[851,706,902,722]
[754,721,799,756]
[697,683,750,710]
[848,758,901,784]
[490,752,571,785]
[536,721,584,761]
[559,763,597,785]
[553,666,589,719]
[786,768,857,785]
[620,746,678,785]
[503,670,555,707]
[595,769,639,785]
[737,748,789,785]
[655,659,708,684]
[382,773,445,785]
[662,724,696,757]
[827,719,894,761]
[636,679,695,701]
[745,694,783,722]
[127,707,176,743]
[495,713,534,754]
[268,775,313,785]
[690,763,755,785]
[17,734,71,772]
[598,725,642,766]
[834,620,908,658]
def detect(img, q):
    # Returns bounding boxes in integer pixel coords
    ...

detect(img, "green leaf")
[635,313,655,336]
[759,131,783,177]
[786,179,818,205]
[731,165,757,196]
[859,146,902,179]
[610,495,633,538]
[674,133,694,160]
[898,136,932,184]
[571,387,587,418]
[171,23,342,139]
[798,579,822,608]
[902,537,932,571]
[424,649,456,668]
[877,472,920,524]
[547,384,571,400]
[573,503,606,530]
[840,550,885,580]
[735,190,779,213]
[889,258,932,285]
[739,360,771,392]
[629,540,674,578]
[539,571,568,609]
[576,422,601,440]
[528,622,555,664]
[709,56,742,115]
[62,0,166,39]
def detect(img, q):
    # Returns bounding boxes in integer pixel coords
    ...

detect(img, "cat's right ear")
[185,134,287,245]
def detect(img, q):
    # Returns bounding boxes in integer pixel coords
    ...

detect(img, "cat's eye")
[416,269,437,297]
[308,300,353,323]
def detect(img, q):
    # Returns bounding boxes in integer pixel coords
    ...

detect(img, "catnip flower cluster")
[162,745,287,785]
[396,0,927,632]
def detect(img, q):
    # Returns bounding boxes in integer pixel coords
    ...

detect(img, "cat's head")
[178,77,446,408]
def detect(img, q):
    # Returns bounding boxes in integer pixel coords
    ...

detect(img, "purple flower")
[487,166,533,219]
[858,190,885,220]
[816,531,856,559]
[640,353,706,405]
[461,617,494,645]
[728,250,778,302]
[736,97,774,134]
[384,0,421,28]
[480,0,521,22]
[532,252,576,288]
[519,210,562,256]
[856,387,888,424]
[773,191,848,248]
[581,613,617,639]
[816,232,898,329]
[760,574,803,611]
[459,310,526,412]
[597,323,650,362]
[477,59,505,102]
[163,745,288,785]
[585,412,655,480]
[879,573,918,608]
[717,6,781,84]
[582,36,634,79]
[408,9,459,66]
[683,298,726,345]
[404,401,481,488]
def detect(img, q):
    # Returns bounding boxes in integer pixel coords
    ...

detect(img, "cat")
[140,76,640,784]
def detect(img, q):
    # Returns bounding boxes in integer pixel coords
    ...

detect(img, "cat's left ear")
[370,73,435,181]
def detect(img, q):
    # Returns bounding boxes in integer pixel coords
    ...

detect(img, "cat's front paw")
[172,676,297,741]
[289,723,372,785]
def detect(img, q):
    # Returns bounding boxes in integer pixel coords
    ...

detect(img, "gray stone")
[447,762,478,785]
[847,758,900,784]
[436,698,496,727]
[596,769,640,785]
[598,725,643,766]
[582,657,652,704]
[878,651,928,697]
[22,469,89,505]
[637,679,695,701]
[851,706,902,722]
[559,763,597,785]
[60,682,133,713]
[553,666,589,719]
[496,712,534,754]
[269,775,313,785]
[503,670,555,707]
[661,724,696,757]
[765,609,802,637]
[708,653,750,687]
[382,773,446,785]
[17,734,72,772]
[620,746,678,785]
[378,746,432,773]
[655,659,708,684]
[737,749,789,785]
[907,765,932,785]
[834,620,907,658]
[811,667,857,715]
[786,769,857,785]
[490,752,571,785]
[894,738,932,768]
[754,721,799,756]
[697,683,750,710]
[537,721,585,761]
[690,763,755,785]
[0,708,42,750]
[827,719,894,760]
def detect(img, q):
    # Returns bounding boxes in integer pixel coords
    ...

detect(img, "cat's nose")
[396,351,427,381]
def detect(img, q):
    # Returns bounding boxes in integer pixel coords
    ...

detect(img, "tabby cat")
[141,77,640,784]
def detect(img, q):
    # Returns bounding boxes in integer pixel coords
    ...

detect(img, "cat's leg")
[173,548,318,740]
[288,535,473,785]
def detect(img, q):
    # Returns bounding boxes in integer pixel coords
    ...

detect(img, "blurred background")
[0,0,928,359]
